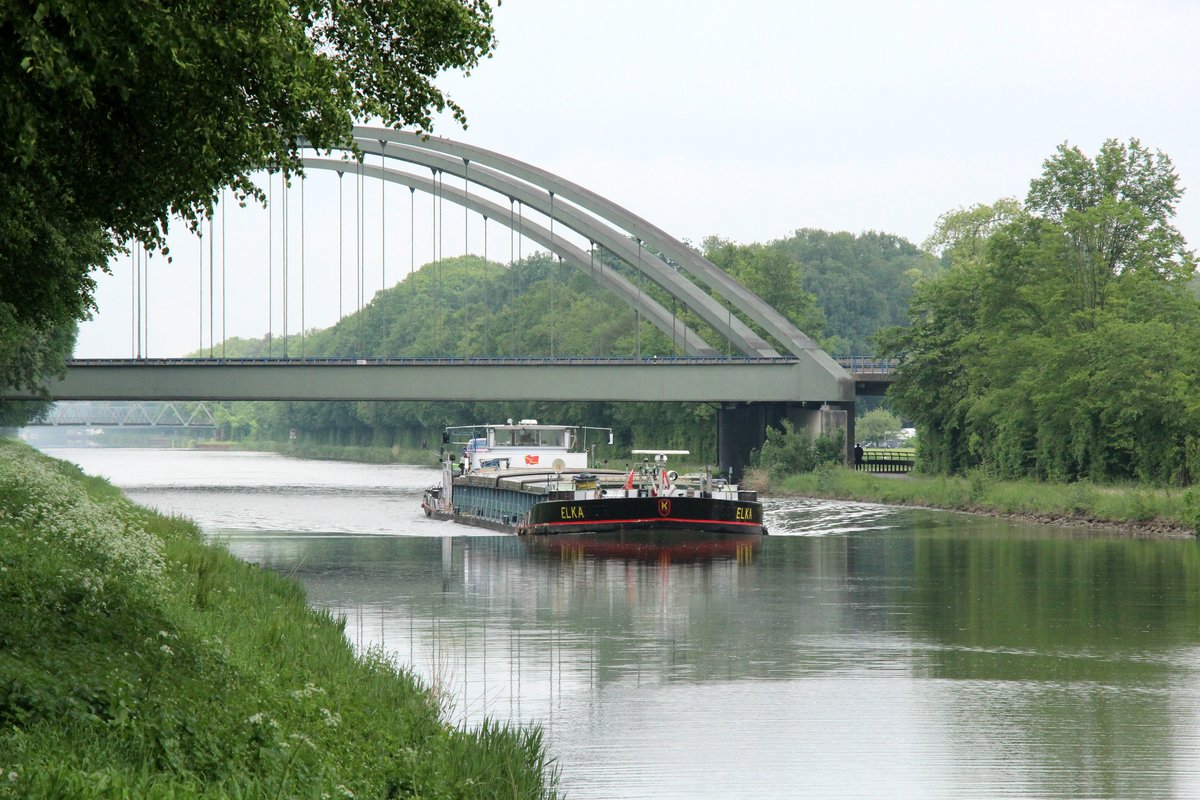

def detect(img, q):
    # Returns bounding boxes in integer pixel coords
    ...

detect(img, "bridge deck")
[0,357,905,404]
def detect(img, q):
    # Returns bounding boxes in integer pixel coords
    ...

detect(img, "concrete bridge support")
[717,401,856,480]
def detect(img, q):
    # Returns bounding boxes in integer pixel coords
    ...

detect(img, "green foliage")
[882,139,1200,484]
[0,0,496,394]
[207,221,937,457]
[856,408,902,444]
[749,420,844,478]
[204,255,721,457]
[701,237,825,345]
[701,230,933,355]
[0,439,558,798]
[1182,489,1200,534]
[773,229,935,354]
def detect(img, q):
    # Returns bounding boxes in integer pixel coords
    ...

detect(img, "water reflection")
[225,526,1200,799]
[45,449,1200,798]
[524,530,760,563]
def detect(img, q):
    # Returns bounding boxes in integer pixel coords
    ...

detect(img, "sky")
[75,0,1200,358]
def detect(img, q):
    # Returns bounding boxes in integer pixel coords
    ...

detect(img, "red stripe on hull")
[536,516,762,529]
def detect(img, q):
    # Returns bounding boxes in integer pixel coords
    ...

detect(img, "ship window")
[538,429,566,447]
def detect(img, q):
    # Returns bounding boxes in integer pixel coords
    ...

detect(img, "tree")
[856,409,902,445]
[0,0,497,400]
[881,140,1200,483]
[1026,139,1193,311]
[701,236,826,349]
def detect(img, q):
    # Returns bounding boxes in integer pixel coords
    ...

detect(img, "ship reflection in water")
[523,529,760,564]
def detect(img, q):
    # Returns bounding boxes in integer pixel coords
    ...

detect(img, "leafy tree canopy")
[856,408,902,445]
[0,0,496,396]
[880,139,1200,483]
[703,229,933,355]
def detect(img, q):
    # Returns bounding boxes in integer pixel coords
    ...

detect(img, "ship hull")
[519,495,763,536]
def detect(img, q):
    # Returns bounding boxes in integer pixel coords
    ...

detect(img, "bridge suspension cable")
[380,140,387,292]
[510,198,516,354]
[130,245,136,357]
[108,130,838,381]
[197,227,203,356]
[549,190,555,358]
[304,158,722,356]
[356,159,364,353]
[144,244,149,358]
[208,214,214,357]
[283,175,289,356]
[463,157,469,256]
[338,170,344,320]
[342,138,774,358]
[339,127,847,362]
[267,175,273,356]
[221,190,227,358]
[300,172,306,357]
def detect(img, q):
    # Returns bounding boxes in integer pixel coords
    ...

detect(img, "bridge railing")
[65,355,804,367]
[853,448,915,474]
[834,356,901,374]
[66,355,900,372]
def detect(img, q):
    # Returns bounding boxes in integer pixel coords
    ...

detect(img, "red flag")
[623,469,635,489]
[524,454,539,465]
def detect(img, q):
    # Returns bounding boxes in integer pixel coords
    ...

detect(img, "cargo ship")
[421,420,765,536]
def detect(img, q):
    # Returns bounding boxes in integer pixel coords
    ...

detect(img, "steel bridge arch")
[303,158,718,356]
[344,138,776,357]
[302,127,847,381]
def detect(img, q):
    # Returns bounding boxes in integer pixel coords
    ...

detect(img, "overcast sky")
[76,0,1200,358]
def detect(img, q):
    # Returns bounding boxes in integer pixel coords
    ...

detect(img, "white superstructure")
[453,420,608,472]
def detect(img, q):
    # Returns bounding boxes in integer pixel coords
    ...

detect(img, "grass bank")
[751,465,1200,539]
[0,439,558,798]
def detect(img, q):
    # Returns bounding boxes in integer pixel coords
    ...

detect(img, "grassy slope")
[755,465,1200,539]
[0,439,557,799]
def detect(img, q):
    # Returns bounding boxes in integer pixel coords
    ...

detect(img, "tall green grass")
[763,465,1200,536]
[0,439,558,798]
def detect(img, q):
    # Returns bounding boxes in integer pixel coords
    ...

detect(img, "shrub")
[749,420,844,478]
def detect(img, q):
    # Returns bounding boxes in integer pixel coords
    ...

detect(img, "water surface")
[50,447,1200,798]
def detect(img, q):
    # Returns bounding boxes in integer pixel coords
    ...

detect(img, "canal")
[47,447,1200,799]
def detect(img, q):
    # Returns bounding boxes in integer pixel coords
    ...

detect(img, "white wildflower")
[290,682,326,699]
[289,733,316,750]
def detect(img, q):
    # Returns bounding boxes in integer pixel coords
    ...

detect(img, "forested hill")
[207,230,926,453]
[778,230,931,354]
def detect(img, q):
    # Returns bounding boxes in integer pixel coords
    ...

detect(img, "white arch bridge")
[10,128,900,474]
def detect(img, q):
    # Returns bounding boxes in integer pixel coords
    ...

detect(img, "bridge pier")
[717,401,856,480]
